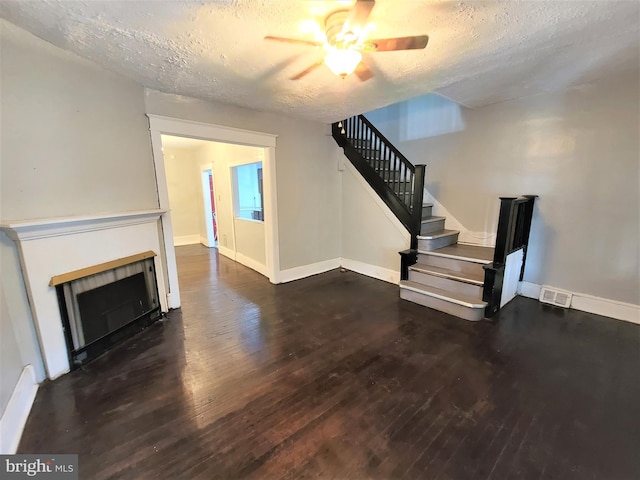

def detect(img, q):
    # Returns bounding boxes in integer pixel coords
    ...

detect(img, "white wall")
[234,219,266,267]
[0,21,162,387]
[341,162,410,276]
[163,146,203,244]
[1,287,25,415]
[365,73,640,305]
[145,89,342,271]
[0,20,157,221]
[0,234,45,385]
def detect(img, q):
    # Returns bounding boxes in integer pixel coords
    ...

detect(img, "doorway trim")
[200,165,216,248]
[147,114,279,309]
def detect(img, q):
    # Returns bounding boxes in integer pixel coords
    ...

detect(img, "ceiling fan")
[265,0,429,81]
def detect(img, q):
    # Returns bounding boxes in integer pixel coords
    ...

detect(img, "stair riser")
[420,218,445,235]
[408,270,483,299]
[421,205,433,218]
[400,288,485,321]
[417,253,485,277]
[417,232,459,251]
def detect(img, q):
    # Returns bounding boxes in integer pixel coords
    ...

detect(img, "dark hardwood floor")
[19,245,640,479]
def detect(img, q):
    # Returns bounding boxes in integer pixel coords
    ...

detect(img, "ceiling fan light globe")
[324,48,362,77]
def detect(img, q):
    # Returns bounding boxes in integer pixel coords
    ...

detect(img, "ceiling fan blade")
[290,61,323,80]
[344,0,375,32]
[264,36,322,47]
[354,61,374,82]
[364,35,429,52]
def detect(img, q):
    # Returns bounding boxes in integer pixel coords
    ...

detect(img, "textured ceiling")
[1,1,638,123]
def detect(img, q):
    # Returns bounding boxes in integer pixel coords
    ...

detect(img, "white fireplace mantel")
[1,209,168,380]
[0,209,166,242]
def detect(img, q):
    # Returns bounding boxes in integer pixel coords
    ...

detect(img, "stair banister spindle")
[367,126,373,166]
[384,145,389,175]
[331,114,425,248]
[401,166,407,203]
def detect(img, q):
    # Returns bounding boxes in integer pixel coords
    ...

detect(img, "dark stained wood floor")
[19,245,640,479]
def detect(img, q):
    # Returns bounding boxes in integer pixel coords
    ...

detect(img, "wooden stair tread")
[409,264,484,286]
[421,216,445,224]
[417,229,459,240]
[420,243,494,264]
[400,281,487,308]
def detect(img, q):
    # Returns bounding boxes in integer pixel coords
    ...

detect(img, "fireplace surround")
[52,251,161,367]
[0,210,168,379]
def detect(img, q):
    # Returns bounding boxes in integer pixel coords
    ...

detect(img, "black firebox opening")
[56,258,161,368]
[78,272,150,345]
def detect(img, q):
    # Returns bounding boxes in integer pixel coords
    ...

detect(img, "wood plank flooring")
[18,245,640,479]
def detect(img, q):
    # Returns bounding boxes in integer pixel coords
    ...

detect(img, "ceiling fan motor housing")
[325,10,353,48]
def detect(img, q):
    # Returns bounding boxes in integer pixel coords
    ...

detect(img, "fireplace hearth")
[52,251,161,367]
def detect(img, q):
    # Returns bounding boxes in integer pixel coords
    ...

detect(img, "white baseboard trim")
[518,281,542,299]
[519,281,640,324]
[340,258,400,285]
[278,258,341,283]
[217,246,267,277]
[0,365,38,454]
[173,234,201,246]
[235,252,268,277]
[277,257,399,285]
[217,245,235,260]
[166,292,180,310]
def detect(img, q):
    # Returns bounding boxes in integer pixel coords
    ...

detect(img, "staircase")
[332,114,536,321]
[400,214,493,321]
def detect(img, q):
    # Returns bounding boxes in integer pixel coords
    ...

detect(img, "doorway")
[201,168,218,248]
[148,115,280,310]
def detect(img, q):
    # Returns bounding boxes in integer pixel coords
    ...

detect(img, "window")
[232,162,264,221]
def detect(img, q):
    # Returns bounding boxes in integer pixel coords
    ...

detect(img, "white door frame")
[200,165,216,248]
[147,114,279,309]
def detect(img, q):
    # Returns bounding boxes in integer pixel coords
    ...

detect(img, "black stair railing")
[483,195,537,317]
[332,115,425,249]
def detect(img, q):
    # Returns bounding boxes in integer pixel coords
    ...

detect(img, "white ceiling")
[1,1,638,123]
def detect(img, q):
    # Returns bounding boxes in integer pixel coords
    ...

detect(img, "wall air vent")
[539,286,573,308]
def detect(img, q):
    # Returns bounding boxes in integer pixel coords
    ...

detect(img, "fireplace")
[0,209,168,379]
[52,252,161,367]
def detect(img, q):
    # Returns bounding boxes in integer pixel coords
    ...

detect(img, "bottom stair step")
[417,229,459,251]
[399,280,487,321]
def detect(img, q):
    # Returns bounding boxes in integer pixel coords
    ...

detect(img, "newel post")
[493,197,518,265]
[410,165,426,250]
